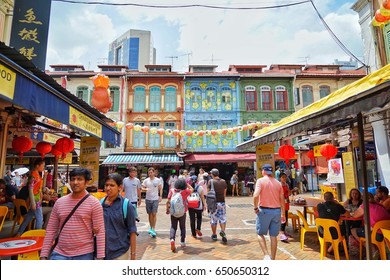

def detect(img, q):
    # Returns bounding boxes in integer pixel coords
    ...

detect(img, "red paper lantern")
[56,137,74,158]
[12,136,33,157]
[307,150,315,161]
[36,142,52,158]
[210,130,217,136]
[51,144,62,157]
[221,129,228,135]
[278,144,295,163]
[320,143,338,160]
[141,126,149,133]
[198,130,205,137]
[242,125,249,131]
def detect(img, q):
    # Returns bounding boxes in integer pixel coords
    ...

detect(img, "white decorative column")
[369,114,390,187]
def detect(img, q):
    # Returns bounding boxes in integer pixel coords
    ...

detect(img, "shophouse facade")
[230,65,295,144]
[46,64,127,159]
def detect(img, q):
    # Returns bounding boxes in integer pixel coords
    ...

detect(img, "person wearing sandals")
[207,168,228,243]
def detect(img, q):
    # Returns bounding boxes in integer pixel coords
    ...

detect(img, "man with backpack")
[166,178,193,252]
[207,168,228,243]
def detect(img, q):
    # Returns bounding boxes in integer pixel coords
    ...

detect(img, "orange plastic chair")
[315,218,349,260]
[18,229,46,260]
[359,219,390,260]
[296,210,317,250]
[11,199,30,235]
[288,212,299,231]
[382,228,390,256]
[0,206,9,232]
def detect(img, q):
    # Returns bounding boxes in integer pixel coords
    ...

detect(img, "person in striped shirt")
[40,168,105,260]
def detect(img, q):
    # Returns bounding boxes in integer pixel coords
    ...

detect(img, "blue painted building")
[183,66,241,152]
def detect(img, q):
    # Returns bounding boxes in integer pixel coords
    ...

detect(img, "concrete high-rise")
[108,29,156,71]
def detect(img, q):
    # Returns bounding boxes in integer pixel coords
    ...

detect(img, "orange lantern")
[320,143,338,160]
[56,137,74,158]
[210,130,217,136]
[51,144,62,157]
[157,128,165,135]
[278,144,295,163]
[186,131,193,137]
[375,9,390,22]
[233,127,239,133]
[141,126,150,133]
[12,136,33,157]
[242,125,249,131]
[91,87,112,114]
[125,123,134,130]
[172,130,180,137]
[221,129,228,135]
[36,142,52,158]
[198,130,205,137]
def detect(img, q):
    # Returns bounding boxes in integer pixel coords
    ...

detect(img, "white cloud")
[46,0,363,71]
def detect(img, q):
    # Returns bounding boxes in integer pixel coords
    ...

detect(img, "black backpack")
[18,185,29,200]
[206,179,217,213]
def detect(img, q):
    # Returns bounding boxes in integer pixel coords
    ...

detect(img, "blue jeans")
[50,251,94,260]
[17,206,43,235]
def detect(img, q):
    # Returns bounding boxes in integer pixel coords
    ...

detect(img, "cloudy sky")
[46,0,364,72]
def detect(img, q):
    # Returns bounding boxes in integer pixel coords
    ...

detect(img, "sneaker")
[280,233,288,242]
[220,231,227,243]
[148,228,152,234]
[180,242,186,248]
[150,229,157,238]
[211,234,218,241]
[196,229,203,237]
[263,255,272,260]
[170,240,176,252]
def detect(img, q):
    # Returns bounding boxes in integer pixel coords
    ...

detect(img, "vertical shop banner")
[328,158,344,184]
[10,0,52,70]
[80,137,100,188]
[342,152,357,195]
[256,144,275,178]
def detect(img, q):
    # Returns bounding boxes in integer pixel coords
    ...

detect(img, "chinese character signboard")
[80,137,100,188]
[10,0,52,70]
[0,64,16,100]
[69,107,102,138]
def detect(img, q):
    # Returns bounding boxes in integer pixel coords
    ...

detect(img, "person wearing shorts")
[142,167,162,237]
[207,168,228,243]
[253,164,285,260]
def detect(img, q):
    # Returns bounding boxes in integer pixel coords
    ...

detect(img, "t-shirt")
[207,178,227,203]
[317,201,346,221]
[142,177,162,201]
[254,176,283,208]
[123,177,141,203]
[167,175,177,189]
[282,182,290,211]
[168,188,192,212]
[360,203,390,227]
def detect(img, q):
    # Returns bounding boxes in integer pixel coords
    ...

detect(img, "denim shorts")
[256,207,281,237]
[50,251,94,260]
[145,199,159,214]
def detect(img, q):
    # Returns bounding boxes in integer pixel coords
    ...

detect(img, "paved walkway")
[1,191,359,260]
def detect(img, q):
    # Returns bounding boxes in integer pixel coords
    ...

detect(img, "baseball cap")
[210,168,219,176]
[191,175,197,182]
[262,164,273,175]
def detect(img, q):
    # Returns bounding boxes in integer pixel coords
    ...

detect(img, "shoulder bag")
[49,194,90,257]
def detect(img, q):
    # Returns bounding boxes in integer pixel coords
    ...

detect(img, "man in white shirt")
[142,167,162,238]
[167,170,178,190]
[123,167,141,221]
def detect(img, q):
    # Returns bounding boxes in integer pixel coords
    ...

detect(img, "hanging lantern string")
[122,122,269,136]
